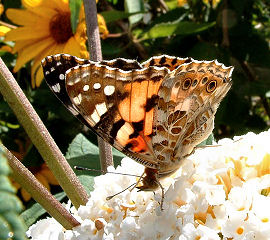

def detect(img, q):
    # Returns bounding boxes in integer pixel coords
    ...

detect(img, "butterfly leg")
[154,179,165,211]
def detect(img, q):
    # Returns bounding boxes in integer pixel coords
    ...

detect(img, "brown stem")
[99,0,148,59]
[261,96,270,119]
[0,58,88,208]
[83,0,113,171]
[0,20,17,29]
[3,145,80,230]
[222,0,230,47]
[158,0,169,12]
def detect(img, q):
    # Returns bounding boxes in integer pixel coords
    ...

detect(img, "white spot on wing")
[59,74,65,80]
[51,67,55,72]
[91,109,100,123]
[52,83,61,93]
[96,102,107,116]
[93,82,101,90]
[104,85,115,96]
[73,94,82,105]
[45,71,50,75]
[56,61,62,66]
[83,84,90,91]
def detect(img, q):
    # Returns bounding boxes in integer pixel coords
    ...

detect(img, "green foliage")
[101,10,145,23]
[69,0,83,34]
[20,192,66,228]
[66,133,124,177]
[0,145,26,240]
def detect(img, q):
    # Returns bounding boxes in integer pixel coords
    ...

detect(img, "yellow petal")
[28,7,58,20]
[11,179,21,190]
[40,167,59,185]
[0,26,11,37]
[5,26,50,41]
[13,37,54,72]
[35,172,50,190]
[63,36,81,56]
[22,0,42,8]
[33,66,45,88]
[6,8,49,26]
[257,153,270,177]
[0,45,13,53]
[13,39,39,53]
[31,42,65,87]
[0,4,4,16]
[21,188,31,202]
[178,0,188,7]
[41,0,69,12]
[97,14,109,39]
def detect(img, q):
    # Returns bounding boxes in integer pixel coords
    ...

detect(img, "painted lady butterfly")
[41,54,233,203]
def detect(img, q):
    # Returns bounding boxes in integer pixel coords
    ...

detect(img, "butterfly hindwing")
[151,60,233,174]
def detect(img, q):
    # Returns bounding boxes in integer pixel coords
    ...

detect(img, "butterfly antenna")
[74,166,141,177]
[106,182,137,200]
[195,137,243,150]
[106,172,145,200]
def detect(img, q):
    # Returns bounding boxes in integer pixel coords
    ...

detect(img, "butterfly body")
[41,54,233,192]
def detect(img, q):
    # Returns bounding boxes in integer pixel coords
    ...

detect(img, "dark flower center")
[49,11,73,43]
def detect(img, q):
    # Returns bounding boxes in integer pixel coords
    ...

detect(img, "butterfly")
[41,54,233,207]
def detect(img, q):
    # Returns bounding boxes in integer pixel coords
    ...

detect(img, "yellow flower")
[0,3,4,15]
[202,0,221,8]
[178,0,188,7]
[0,26,11,37]
[5,0,108,88]
[12,163,59,202]
[10,138,59,202]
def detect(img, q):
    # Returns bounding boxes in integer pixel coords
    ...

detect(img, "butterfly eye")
[182,78,192,90]
[206,80,217,93]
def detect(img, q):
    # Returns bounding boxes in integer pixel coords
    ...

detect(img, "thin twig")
[3,145,80,230]
[0,58,88,208]
[158,0,169,12]
[0,20,17,29]
[99,0,148,59]
[221,0,230,47]
[83,0,113,171]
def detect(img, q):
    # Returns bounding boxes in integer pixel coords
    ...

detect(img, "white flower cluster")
[27,130,270,240]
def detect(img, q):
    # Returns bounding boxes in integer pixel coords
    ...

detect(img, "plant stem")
[3,145,80,230]
[0,58,88,209]
[83,0,113,171]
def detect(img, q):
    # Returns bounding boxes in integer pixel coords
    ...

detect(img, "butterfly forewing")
[64,62,170,168]
[41,54,93,128]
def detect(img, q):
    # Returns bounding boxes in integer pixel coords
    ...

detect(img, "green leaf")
[164,0,179,9]
[69,0,82,34]
[20,192,66,228]
[78,175,95,194]
[66,134,124,177]
[0,120,20,129]
[106,0,118,4]
[143,21,216,39]
[196,133,215,147]
[100,10,144,23]
[124,0,144,25]
[0,144,27,240]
